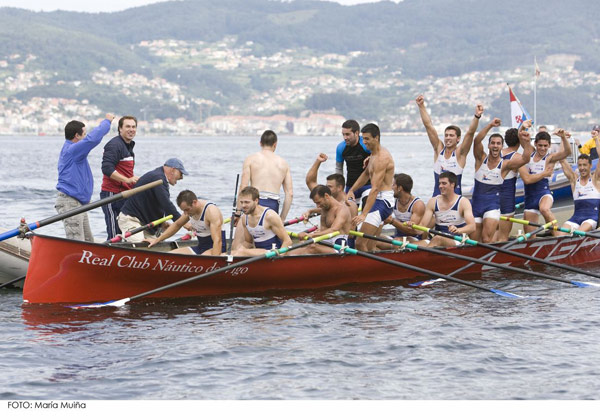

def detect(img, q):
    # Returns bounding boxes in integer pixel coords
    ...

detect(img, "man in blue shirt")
[55,113,114,241]
[335,120,371,208]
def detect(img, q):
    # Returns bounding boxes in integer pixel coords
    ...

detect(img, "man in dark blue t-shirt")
[335,120,371,208]
[117,158,187,242]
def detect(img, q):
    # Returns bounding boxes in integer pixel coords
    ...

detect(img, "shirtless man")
[471,118,532,242]
[288,185,352,255]
[556,143,600,235]
[233,186,292,256]
[147,190,225,255]
[412,171,476,248]
[305,153,358,220]
[347,123,395,252]
[519,128,571,236]
[232,130,293,250]
[416,95,483,195]
[380,173,426,246]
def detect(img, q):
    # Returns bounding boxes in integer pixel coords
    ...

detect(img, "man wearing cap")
[575,125,600,160]
[117,158,188,242]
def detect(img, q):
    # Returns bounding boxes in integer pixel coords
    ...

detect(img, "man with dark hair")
[494,127,526,241]
[233,186,291,256]
[416,95,482,195]
[381,173,426,244]
[100,115,139,239]
[117,158,188,242]
[305,153,358,220]
[556,136,600,235]
[148,189,226,255]
[288,185,352,255]
[347,123,396,251]
[470,118,532,242]
[336,119,371,207]
[519,128,572,236]
[55,113,114,241]
[412,171,476,247]
[233,129,293,250]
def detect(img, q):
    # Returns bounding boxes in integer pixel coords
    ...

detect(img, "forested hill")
[0,0,599,132]
[1,0,597,77]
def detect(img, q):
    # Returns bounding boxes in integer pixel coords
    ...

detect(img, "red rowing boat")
[22,233,600,304]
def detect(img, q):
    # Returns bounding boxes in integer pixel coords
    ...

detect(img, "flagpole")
[534,56,537,131]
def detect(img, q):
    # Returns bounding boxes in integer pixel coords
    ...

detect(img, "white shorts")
[474,209,500,224]
[564,219,598,230]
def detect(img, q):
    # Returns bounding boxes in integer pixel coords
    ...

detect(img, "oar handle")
[106,214,173,244]
[0,179,163,242]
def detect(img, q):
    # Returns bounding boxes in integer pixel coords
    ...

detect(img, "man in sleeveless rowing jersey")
[556,150,600,235]
[410,171,476,248]
[147,190,226,255]
[55,114,114,242]
[519,128,572,236]
[336,120,371,208]
[493,128,523,242]
[416,95,483,196]
[347,123,395,252]
[305,152,359,224]
[287,185,352,255]
[231,130,293,250]
[377,173,426,248]
[117,158,187,243]
[232,186,292,256]
[470,118,533,243]
[100,116,140,240]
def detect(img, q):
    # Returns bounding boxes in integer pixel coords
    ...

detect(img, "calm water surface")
[1,136,599,400]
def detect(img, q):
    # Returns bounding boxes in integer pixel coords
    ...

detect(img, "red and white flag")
[509,85,533,129]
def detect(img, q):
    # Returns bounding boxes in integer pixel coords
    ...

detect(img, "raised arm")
[458,104,484,161]
[473,117,500,164]
[595,135,600,185]
[416,95,442,155]
[306,153,327,191]
[558,159,577,187]
[503,126,533,171]
[548,129,572,163]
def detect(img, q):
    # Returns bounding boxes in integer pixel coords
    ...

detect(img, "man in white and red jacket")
[100,115,139,239]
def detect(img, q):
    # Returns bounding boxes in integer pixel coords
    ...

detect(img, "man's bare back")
[242,150,291,194]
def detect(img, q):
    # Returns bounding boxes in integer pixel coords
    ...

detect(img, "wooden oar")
[70,231,341,309]
[321,243,525,298]
[350,231,599,288]
[0,180,163,242]
[104,215,173,244]
[501,216,600,239]
[227,174,240,254]
[411,224,600,283]
[0,275,25,289]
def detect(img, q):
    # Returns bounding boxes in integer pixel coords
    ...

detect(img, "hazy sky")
[0,0,401,13]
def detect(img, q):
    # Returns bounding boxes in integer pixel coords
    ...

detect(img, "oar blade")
[69,298,130,309]
[570,280,600,288]
[490,288,525,299]
[409,278,446,287]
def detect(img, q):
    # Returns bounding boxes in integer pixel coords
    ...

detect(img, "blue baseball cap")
[164,158,189,176]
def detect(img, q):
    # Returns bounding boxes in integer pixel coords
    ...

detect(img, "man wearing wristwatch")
[416,95,483,196]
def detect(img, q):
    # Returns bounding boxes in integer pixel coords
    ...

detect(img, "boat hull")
[23,233,600,304]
